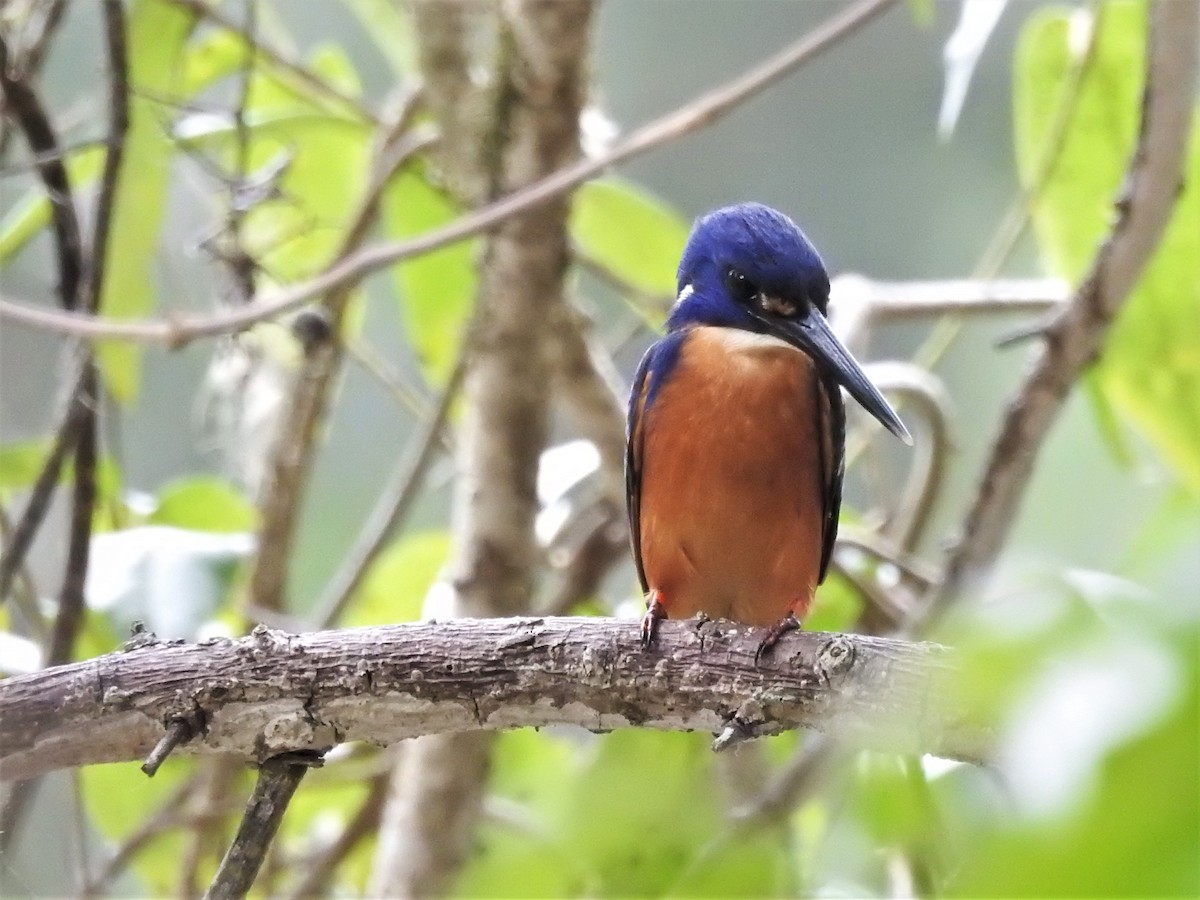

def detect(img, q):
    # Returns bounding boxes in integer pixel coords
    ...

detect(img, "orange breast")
[637,326,829,626]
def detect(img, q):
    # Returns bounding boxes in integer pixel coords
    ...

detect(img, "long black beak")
[755,303,912,445]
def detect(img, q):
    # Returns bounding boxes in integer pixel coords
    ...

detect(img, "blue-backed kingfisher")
[626,203,910,654]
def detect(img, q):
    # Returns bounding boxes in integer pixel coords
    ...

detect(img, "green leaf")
[950,645,1199,897]
[277,768,375,895]
[455,733,583,898]
[1098,135,1200,493]
[346,530,451,626]
[908,0,935,27]
[79,756,222,893]
[229,47,371,283]
[850,753,935,849]
[0,440,53,495]
[180,25,249,95]
[556,731,786,896]
[1014,4,1144,279]
[807,570,864,633]
[571,179,690,299]
[382,166,478,384]
[1014,1,1200,493]
[0,147,104,263]
[148,477,258,533]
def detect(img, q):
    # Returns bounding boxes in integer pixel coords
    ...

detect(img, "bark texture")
[369,2,594,894]
[0,617,986,783]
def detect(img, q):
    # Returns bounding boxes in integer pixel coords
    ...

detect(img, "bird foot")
[640,590,667,649]
[755,611,801,664]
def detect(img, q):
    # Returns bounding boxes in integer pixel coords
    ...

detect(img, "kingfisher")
[626,203,910,655]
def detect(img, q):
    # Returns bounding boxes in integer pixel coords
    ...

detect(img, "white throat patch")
[710,327,796,355]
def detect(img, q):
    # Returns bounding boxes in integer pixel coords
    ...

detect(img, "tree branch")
[246,103,424,614]
[0,617,986,783]
[0,364,90,607]
[0,0,898,347]
[47,0,129,668]
[0,28,84,312]
[927,0,1200,620]
[370,2,594,892]
[203,753,321,900]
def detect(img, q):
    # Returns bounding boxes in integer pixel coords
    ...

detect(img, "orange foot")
[754,611,801,664]
[640,589,667,649]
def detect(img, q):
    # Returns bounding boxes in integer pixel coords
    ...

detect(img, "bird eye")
[723,268,758,305]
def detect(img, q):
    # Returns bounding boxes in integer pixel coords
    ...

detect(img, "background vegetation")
[0,0,1196,896]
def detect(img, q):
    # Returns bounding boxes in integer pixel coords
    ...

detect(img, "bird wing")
[625,348,656,594]
[815,372,847,584]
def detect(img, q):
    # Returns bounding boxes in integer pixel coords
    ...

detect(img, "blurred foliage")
[572,178,690,300]
[1,0,1198,897]
[383,165,479,385]
[1015,0,1200,493]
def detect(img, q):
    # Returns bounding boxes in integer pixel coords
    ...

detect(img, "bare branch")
[834,276,1068,322]
[865,362,955,553]
[247,107,425,614]
[927,0,1200,621]
[0,0,899,346]
[0,617,987,783]
[47,0,130,667]
[0,364,90,608]
[203,753,322,900]
[141,716,197,777]
[0,29,84,311]
[370,1,596,892]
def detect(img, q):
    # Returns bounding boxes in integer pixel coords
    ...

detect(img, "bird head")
[668,202,910,443]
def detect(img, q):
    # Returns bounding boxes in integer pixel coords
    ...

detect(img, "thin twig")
[541,502,629,617]
[0,365,90,607]
[247,103,426,615]
[170,0,379,125]
[836,276,1069,321]
[344,335,456,452]
[0,0,900,346]
[926,0,1199,623]
[837,528,939,591]
[974,7,1104,280]
[224,0,258,306]
[45,371,97,667]
[0,32,84,310]
[0,0,69,162]
[0,505,45,641]
[142,717,197,776]
[47,0,130,667]
[203,753,322,900]
[0,138,105,176]
[730,738,847,831]
[863,363,954,553]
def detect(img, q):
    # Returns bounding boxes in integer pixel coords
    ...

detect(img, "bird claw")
[754,612,801,664]
[640,590,667,649]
